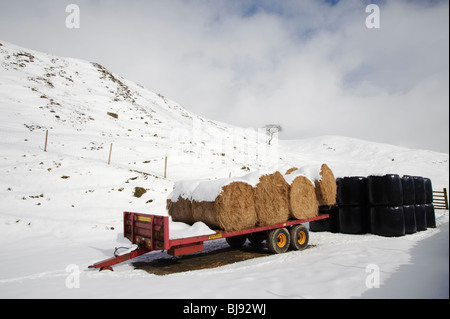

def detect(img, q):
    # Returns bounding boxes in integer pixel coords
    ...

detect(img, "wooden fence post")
[108,143,113,165]
[44,130,48,152]
[164,156,168,178]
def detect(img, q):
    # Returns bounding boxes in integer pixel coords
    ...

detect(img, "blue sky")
[0,0,448,152]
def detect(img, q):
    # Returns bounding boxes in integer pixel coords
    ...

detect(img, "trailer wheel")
[267,228,290,254]
[289,225,309,251]
[226,235,246,248]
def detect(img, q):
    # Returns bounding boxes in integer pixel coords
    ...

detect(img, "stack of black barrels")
[310,174,436,237]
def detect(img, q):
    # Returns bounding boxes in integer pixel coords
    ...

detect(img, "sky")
[0,0,449,153]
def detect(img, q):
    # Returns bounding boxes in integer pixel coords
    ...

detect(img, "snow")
[168,179,204,202]
[298,164,323,182]
[169,221,216,240]
[0,41,448,299]
[169,168,278,203]
[283,166,318,185]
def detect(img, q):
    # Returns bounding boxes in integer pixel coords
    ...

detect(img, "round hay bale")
[191,200,218,229]
[319,206,340,233]
[403,205,417,234]
[370,206,405,237]
[167,196,195,225]
[192,181,257,232]
[288,175,319,220]
[315,164,337,206]
[425,203,436,228]
[309,218,330,232]
[424,178,433,204]
[339,206,370,234]
[167,179,203,225]
[368,174,403,206]
[297,164,337,206]
[254,171,290,226]
[413,176,426,204]
[401,175,416,205]
[414,204,427,231]
[337,176,368,206]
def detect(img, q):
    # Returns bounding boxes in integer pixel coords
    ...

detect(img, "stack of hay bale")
[424,178,436,228]
[402,176,436,233]
[368,174,436,237]
[287,165,338,233]
[167,164,337,232]
[368,174,406,237]
[336,176,370,234]
[401,175,418,234]
[310,173,436,237]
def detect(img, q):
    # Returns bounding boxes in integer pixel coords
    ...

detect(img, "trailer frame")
[88,212,329,271]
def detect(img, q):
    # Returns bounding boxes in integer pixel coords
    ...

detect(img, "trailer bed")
[89,212,329,271]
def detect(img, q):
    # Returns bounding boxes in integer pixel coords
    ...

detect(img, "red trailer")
[89,212,329,271]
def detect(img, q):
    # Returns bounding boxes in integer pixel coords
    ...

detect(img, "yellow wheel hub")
[298,231,306,245]
[277,233,287,247]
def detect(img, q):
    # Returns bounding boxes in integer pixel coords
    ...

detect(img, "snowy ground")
[0,209,447,299]
[0,41,448,299]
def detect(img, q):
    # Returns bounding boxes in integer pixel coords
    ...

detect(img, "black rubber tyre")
[425,203,436,228]
[413,176,426,204]
[289,225,309,251]
[403,205,417,234]
[370,206,405,237]
[401,175,416,205]
[368,175,403,206]
[414,204,427,231]
[424,178,433,204]
[266,228,290,254]
[337,177,368,206]
[226,235,246,248]
[339,206,369,234]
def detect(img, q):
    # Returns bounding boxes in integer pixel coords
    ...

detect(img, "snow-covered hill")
[280,135,449,189]
[0,40,279,232]
[0,41,448,299]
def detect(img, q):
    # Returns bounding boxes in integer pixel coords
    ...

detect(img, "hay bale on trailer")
[253,171,291,226]
[167,197,196,225]
[191,181,258,232]
[167,179,203,225]
[284,172,319,220]
[315,164,337,206]
[168,178,258,232]
[167,165,334,232]
[299,164,337,207]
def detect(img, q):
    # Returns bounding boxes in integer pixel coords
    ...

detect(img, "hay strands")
[89,212,330,271]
